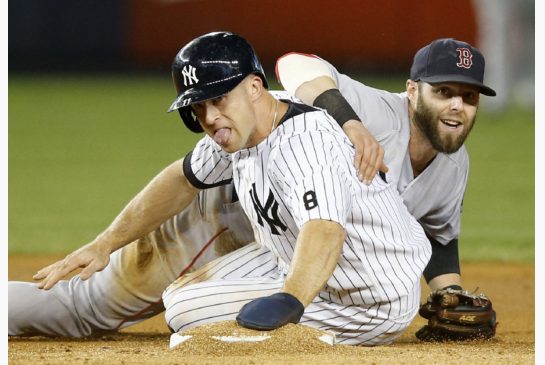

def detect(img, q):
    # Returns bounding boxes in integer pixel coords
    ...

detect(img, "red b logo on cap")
[456,48,473,69]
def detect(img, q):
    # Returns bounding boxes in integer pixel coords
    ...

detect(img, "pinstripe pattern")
[170,96,431,345]
[163,241,422,345]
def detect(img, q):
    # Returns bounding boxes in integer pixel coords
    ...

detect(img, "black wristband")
[313,89,360,128]
[422,237,461,283]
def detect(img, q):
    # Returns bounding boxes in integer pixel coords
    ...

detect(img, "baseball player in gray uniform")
[275,38,497,339]
[10,31,432,346]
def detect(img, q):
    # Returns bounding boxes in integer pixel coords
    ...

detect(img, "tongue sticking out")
[214,128,231,146]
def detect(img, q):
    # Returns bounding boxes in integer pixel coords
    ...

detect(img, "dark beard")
[413,94,475,154]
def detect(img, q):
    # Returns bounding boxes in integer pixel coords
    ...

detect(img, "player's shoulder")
[271,90,321,114]
[271,90,330,123]
[269,90,343,145]
[283,100,321,118]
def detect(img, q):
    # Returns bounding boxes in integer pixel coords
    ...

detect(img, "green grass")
[8,75,202,253]
[460,107,534,262]
[8,75,535,262]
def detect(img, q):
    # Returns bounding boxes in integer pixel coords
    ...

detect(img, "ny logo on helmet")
[182,65,199,86]
[456,48,473,69]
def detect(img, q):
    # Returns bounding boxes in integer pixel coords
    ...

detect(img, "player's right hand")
[342,120,388,184]
[33,241,111,290]
[236,292,305,330]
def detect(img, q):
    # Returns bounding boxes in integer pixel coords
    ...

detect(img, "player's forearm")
[93,158,199,253]
[282,220,345,307]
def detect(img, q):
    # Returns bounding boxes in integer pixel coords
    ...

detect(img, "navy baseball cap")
[410,38,496,96]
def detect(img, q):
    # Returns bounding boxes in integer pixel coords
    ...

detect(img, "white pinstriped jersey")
[183,98,431,306]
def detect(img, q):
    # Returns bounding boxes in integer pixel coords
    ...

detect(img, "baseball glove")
[415,288,497,341]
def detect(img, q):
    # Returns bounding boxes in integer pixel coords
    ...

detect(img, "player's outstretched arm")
[33,158,200,290]
[236,220,344,330]
[276,53,387,184]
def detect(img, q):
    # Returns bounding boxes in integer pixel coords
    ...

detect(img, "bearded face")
[412,83,478,154]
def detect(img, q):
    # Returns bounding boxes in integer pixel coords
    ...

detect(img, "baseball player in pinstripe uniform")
[10,31,431,345]
[275,38,497,339]
[158,32,431,345]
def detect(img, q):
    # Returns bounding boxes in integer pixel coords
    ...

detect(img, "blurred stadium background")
[8,0,534,262]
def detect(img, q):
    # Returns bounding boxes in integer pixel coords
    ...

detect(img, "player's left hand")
[415,287,497,341]
[33,241,111,290]
[342,120,388,184]
[236,292,305,330]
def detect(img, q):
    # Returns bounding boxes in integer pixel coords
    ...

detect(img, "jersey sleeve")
[270,128,354,229]
[318,57,406,142]
[183,135,233,189]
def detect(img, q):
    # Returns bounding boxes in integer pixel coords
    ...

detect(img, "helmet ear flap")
[178,107,204,133]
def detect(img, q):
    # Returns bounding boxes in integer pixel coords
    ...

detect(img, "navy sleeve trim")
[183,150,232,190]
[277,100,318,126]
[422,237,461,283]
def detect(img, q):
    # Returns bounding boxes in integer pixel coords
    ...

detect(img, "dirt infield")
[8,255,535,364]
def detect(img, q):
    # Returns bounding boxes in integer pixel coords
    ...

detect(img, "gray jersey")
[321,59,468,244]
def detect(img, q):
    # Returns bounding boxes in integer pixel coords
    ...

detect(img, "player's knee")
[163,288,199,333]
[163,284,241,333]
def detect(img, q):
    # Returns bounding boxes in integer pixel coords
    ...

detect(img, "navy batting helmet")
[167,31,269,133]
